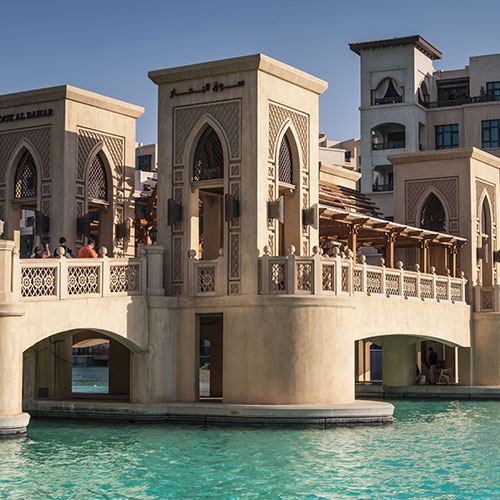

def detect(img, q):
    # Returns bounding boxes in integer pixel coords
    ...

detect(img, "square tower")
[350,35,442,218]
[149,54,328,296]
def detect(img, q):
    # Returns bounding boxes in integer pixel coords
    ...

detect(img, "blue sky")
[2,0,500,144]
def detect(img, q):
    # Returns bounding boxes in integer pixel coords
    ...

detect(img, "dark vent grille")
[88,154,108,200]
[278,135,293,184]
[420,193,446,232]
[193,127,224,181]
[14,150,37,199]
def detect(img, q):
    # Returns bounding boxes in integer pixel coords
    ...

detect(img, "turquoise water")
[72,365,108,393]
[1,400,500,499]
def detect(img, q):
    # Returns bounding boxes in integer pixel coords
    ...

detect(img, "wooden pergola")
[318,182,466,277]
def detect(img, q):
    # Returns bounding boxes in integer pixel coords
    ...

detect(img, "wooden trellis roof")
[318,182,466,249]
[319,181,382,218]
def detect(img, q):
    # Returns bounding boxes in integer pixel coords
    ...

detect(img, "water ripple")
[1,400,500,499]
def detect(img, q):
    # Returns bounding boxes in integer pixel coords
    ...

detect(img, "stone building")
[0,52,495,436]
[0,85,143,257]
[351,35,500,218]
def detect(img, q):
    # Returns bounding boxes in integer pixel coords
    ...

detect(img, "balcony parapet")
[187,249,227,297]
[5,244,150,302]
[474,285,500,312]
[259,246,467,304]
[372,141,405,151]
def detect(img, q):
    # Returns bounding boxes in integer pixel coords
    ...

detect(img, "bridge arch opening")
[23,329,139,404]
[355,335,469,387]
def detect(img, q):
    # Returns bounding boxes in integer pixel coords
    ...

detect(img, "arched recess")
[22,328,144,403]
[418,190,449,232]
[371,122,406,150]
[5,140,43,254]
[416,190,450,273]
[373,77,403,105]
[418,79,430,104]
[356,333,466,387]
[274,121,303,256]
[83,145,115,254]
[184,117,230,261]
[479,191,494,286]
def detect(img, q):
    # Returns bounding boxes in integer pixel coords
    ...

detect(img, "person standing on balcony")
[32,243,51,259]
[78,240,97,258]
[54,237,74,258]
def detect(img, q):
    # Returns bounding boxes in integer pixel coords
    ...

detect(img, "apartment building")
[350,35,500,218]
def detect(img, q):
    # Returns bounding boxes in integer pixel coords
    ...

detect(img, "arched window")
[420,193,446,232]
[88,154,108,201]
[419,81,430,104]
[193,126,224,181]
[278,134,293,184]
[14,150,37,199]
[375,78,402,104]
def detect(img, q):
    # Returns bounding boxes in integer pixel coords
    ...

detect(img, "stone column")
[0,240,15,302]
[381,337,417,387]
[458,347,471,385]
[144,245,165,296]
[0,314,30,435]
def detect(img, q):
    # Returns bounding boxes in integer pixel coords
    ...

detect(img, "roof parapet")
[349,35,442,60]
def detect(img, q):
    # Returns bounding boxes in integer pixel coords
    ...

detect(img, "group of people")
[32,237,97,259]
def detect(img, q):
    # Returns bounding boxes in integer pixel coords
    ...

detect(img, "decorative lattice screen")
[14,150,37,199]
[88,154,108,200]
[420,193,446,232]
[278,135,293,184]
[193,126,224,181]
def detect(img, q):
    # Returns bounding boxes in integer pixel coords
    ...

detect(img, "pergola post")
[419,239,430,273]
[348,225,359,260]
[385,232,397,268]
[448,244,458,278]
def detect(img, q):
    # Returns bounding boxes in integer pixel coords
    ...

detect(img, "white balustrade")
[259,247,467,304]
[15,255,146,301]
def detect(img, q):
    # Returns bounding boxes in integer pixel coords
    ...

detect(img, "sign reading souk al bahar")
[0,108,54,123]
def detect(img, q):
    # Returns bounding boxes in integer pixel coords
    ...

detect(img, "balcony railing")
[187,249,227,296]
[259,246,467,303]
[375,96,402,105]
[423,93,500,109]
[372,183,393,192]
[372,141,405,151]
[15,256,145,300]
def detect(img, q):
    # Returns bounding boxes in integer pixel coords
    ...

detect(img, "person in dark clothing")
[428,347,438,384]
[54,237,74,258]
[32,243,50,259]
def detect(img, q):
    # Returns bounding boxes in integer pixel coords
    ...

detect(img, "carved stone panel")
[0,126,51,183]
[406,177,459,225]
[268,102,309,169]
[77,128,125,184]
[476,179,496,224]
[173,100,241,165]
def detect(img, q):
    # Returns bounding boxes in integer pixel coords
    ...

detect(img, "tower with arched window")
[150,54,327,300]
[0,85,143,256]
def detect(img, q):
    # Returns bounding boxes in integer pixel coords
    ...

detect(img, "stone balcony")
[259,246,467,303]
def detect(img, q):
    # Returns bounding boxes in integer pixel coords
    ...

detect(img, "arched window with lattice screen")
[420,193,446,232]
[14,150,37,199]
[278,134,293,184]
[87,154,108,201]
[193,126,224,181]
